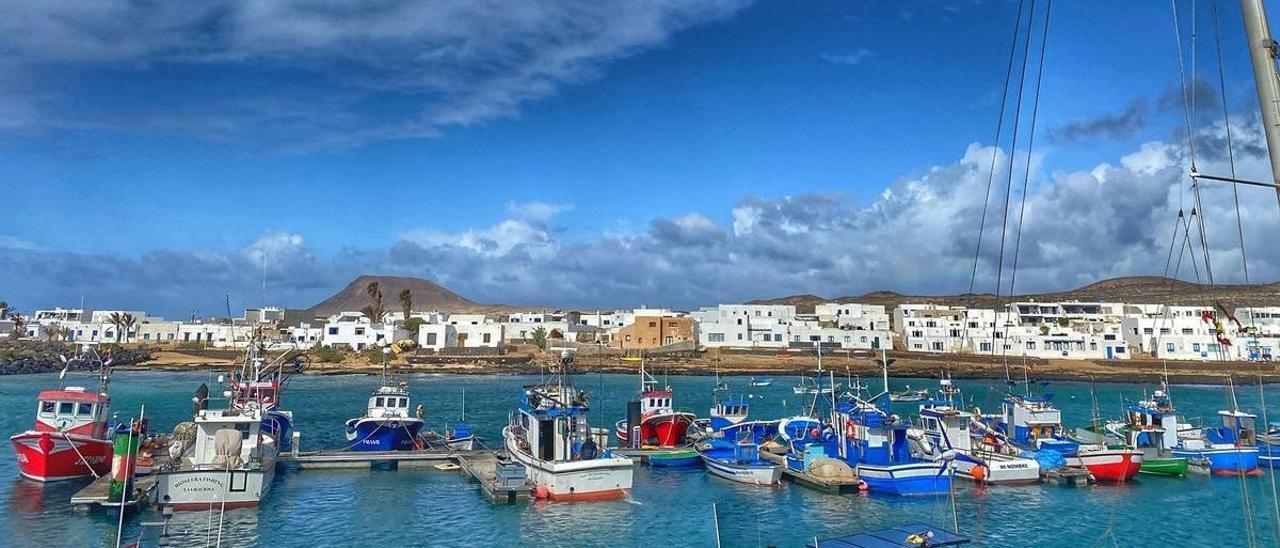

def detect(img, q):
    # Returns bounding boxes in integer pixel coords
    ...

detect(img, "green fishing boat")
[647,448,701,467]
[1138,455,1189,477]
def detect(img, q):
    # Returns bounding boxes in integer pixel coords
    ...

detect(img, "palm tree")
[398,289,413,323]
[121,313,138,343]
[46,324,68,342]
[365,282,385,322]
[107,312,124,342]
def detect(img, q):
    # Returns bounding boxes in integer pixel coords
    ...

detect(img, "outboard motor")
[191,383,209,416]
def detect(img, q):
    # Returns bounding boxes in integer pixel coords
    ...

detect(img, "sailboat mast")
[1240,0,1280,205]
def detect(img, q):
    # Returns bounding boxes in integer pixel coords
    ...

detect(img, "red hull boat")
[1074,448,1143,482]
[615,411,697,447]
[10,388,113,482]
[9,345,115,482]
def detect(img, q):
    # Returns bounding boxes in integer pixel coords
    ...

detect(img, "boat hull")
[1139,457,1189,477]
[648,449,701,467]
[503,427,633,500]
[1071,449,1143,482]
[10,431,112,482]
[699,453,782,486]
[616,412,696,448]
[951,453,1040,485]
[1173,446,1260,476]
[345,418,424,452]
[156,465,276,511]
[856,462,950,496]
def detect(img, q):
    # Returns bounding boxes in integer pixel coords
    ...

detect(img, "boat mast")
[1241,0,1280,206]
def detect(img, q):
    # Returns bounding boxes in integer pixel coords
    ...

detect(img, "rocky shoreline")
[0,342,150,375]
[110,348,1280,386]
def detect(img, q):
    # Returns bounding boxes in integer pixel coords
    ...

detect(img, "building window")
[708,333,725,343]
[980,342,992,352]
[328,327,339,335]
[355,328,365,335]
[931,342,943,351]
[483,333,492,343]
[1192,343,1201,352]
[1027,342,1036,350]
[1166,343,1175,353]
[1182,328,1194,335]
[774,334,783,342]
[648,321,657,328]
[426,333,438,345]
[737,334,744,340]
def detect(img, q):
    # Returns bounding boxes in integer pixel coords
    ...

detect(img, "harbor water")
[3,370,1280,547]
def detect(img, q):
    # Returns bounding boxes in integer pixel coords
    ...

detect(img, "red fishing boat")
[1073,447,1143,482]
[10,345,114,482]
[615,353,696,447]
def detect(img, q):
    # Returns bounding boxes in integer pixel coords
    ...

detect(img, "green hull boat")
[1139,457,1188,477]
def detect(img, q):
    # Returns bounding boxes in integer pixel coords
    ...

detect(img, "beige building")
[611,316,696,349]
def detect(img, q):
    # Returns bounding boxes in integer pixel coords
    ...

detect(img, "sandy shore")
[117,348,1280,385]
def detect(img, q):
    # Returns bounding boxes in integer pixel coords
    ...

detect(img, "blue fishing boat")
[1172,409,1261,476]
[696,435,782,486]
[993,391,1079,458]
[831,397,950,496]
[709,398,749,432]
[1259,421,1280,468]
[345,385,424,452]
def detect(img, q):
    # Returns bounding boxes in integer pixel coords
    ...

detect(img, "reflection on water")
[0,371,1279,546]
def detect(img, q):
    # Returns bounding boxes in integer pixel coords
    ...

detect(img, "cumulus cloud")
[0,0,753,150]
[3,124,1277,316]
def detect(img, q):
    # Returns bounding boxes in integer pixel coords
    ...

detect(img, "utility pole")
[1240,0,1280,206]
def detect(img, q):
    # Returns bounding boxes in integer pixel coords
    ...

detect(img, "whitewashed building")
[320,312,406,351]
[1121,305,1245,361]
[693,304,794,348]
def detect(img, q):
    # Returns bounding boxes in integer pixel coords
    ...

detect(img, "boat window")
[375,397,384,407]
[39,401,55,418]
[77,403,93,417]
[58,402,75,416]
[400,398,408,408]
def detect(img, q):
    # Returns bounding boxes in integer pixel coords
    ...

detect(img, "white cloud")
[820,48,875,66]
[505,201,573,223]
[0,1,753,149]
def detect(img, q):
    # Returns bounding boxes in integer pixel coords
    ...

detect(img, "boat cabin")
[365,386,413,419]
[918,406,974,453]
[639,389,674,415]
[517,387,597,462]
[1002,395,1063,444]
[836,401,913,466]
[710,398,749,431]
[1208,409,1258,446]
[33,387,109,437]
[188,408,271,470]
[1126,398,1180,451]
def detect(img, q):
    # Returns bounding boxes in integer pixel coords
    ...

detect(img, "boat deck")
[455,452,534,504]
[760,452,864,494]
[70,473,158,511]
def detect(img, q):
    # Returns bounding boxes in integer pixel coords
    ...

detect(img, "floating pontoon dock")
[70,473,158,511]
[455,452,534,504]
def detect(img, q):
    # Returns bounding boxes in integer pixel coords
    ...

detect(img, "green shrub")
[310,346,347,363]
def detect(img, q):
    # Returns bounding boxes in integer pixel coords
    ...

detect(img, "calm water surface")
[2,370,1280,547]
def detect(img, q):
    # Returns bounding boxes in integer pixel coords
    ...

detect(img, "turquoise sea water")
[3,370,1280,547]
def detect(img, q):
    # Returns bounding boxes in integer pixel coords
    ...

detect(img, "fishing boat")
[793,377,841,396]
[696,435,783,486]
[504,352,633,501]
[709,398,750,432]
[825,352,950,496]
[1106,388,1188,477]
[228,332,302,450]
[156,386,279,510]
[615,356,696,448]
[995,389,1140,482]
[345,384,424,451]
[749,377,773,387]
[889,386,930,403]
[10,344,114,482]
[1172,409,1261,476]
[913,378,1040,485]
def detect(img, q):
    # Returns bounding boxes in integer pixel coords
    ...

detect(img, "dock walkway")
[455,452,533,504]
[279,449,463,470]
[70,474,158,511]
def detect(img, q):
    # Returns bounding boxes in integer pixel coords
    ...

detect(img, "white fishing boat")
[913,378,1039,485]
[503,352,633,501]
[156,404,278,511]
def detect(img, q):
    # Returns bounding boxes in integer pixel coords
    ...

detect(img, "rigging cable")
[1008,0,1053,296]
[989,0,1039,383]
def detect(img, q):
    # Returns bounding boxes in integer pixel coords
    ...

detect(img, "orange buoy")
[535,485,551,500]
[971,464,987,483]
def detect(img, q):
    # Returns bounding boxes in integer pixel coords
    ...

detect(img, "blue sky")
[2,0,1279,317]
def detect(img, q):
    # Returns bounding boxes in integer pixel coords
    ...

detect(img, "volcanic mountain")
[306,275,506,316]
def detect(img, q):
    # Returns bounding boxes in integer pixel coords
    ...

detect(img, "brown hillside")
[750,276,1280,313]
[308,275,514,316]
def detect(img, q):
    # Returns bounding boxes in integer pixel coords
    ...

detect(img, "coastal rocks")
[0,342,151,375]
